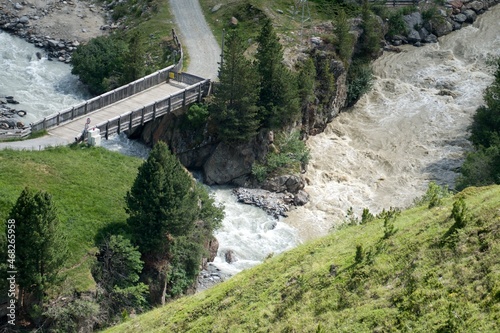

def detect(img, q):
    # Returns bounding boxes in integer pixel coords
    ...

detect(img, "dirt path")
[169,0,221,79]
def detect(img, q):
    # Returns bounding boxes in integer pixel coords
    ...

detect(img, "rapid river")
[286,5,500,239]
[1,4,498,275]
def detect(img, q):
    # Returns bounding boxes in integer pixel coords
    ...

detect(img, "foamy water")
[0,31,88,124]
[286,5,500,240]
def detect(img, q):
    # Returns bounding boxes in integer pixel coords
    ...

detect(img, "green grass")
[199,0,328,50]
[104,185,500,332]
[0,145,142,292]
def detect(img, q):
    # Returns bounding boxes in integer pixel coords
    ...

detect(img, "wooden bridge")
[29,65,211,143]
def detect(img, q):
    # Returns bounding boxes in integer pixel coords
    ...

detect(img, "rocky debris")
[230,16,238,26]
[388,0,499,47]
[233,187,309,219]
[0,0,112,62]
[261,174,305,194]
[197,262,227,292]
[1,97,28,130]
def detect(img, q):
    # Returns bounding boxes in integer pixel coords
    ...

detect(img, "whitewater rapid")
[0,31,88,124]
[286,5,500,240]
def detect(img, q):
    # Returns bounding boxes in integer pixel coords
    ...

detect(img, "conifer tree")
[256,19,299,128]
[211,28,260,142]
[126,142,197,255]
[335,9,354,65]
[298,57,317,109]
[9,187,68,307]
[125,141,223,305]
[360,1,382,59]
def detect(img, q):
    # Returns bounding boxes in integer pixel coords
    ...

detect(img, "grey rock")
[294,190,310,206]
[467,0,484,11]
[407,29,421,43]
[224,250,236,264]
[211,4,222,12]
[433,19,453,37]
[424,34,438,43]
[262,175,305,194]
[452,21,462,31]
[463,9,477,22]
[453,13,467,23]
[310,36,322,45]
[418,27,429,40]
[403,12,423,31]
[47,39,59,48]
[14,3,23,10]
[19,16,29,24]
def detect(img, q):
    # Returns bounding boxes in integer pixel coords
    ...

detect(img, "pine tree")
[298,57,317,109]
[126,142,197,255]
[9,187,68,308]
[125,141,223,305]
[360,1,382,59]
[335,9,354,65]
[211,28,260,143]
[256,19,299,128]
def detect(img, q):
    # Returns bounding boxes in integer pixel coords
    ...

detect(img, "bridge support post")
[182,90,186,107]
[197,84,202,102]
[105,121,109,140]
[141,107,145,126]
[129,113,133,132]
[152,103,157,120]
[117,116,121,134]
[168,97,171,113]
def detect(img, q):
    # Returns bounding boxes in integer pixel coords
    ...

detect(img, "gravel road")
[169,0,221,80]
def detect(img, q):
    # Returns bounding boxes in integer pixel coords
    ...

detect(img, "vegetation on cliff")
[104,184,500,332]
[457,57,500,189]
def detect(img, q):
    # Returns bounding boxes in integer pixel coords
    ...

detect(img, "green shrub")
[253,131,310,182]
[361,208,374,224]
[415,181,451,209]
[346,59,374,107]
[184,103,209,129]
[387,12,408,38]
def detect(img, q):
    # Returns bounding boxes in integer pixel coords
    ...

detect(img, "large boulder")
[261,174,305,194]
[203,130,271,185]
[431,18,453,37]
[463,9,477,22]
[407,29,421,43]
[403,12,423,32]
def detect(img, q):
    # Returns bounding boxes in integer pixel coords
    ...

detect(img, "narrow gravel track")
[169,0,221,80]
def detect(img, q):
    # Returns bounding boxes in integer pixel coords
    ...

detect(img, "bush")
[184,103,209,129]
[252,131,310,181]
[415,181,451,208]
[346,59,374,106]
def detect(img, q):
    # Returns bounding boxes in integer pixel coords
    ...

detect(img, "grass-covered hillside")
[105,185,500,332]
[0,146,142,292]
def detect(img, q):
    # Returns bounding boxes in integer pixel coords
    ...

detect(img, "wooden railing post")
[105,121,109,140]
[71,107,74,120]
[129,112,133,132]
[168,96,171,113]
[117,116,121,134]
[141,107,145,126]
[197,84,202,102]
[57,112,60,126]
[152,102,157,120]
[43,118,46,129]
[182,90,186,107]
[84,102,88,114]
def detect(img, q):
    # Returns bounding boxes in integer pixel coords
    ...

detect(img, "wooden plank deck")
[48,81,188,142]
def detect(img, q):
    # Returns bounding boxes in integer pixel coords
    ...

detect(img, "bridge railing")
[31,65,176,133]
[94,79,211,139]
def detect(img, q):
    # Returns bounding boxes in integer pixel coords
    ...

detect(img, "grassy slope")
[105,185,500,332]
[0,146,142,292]
[198,0,327,49]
